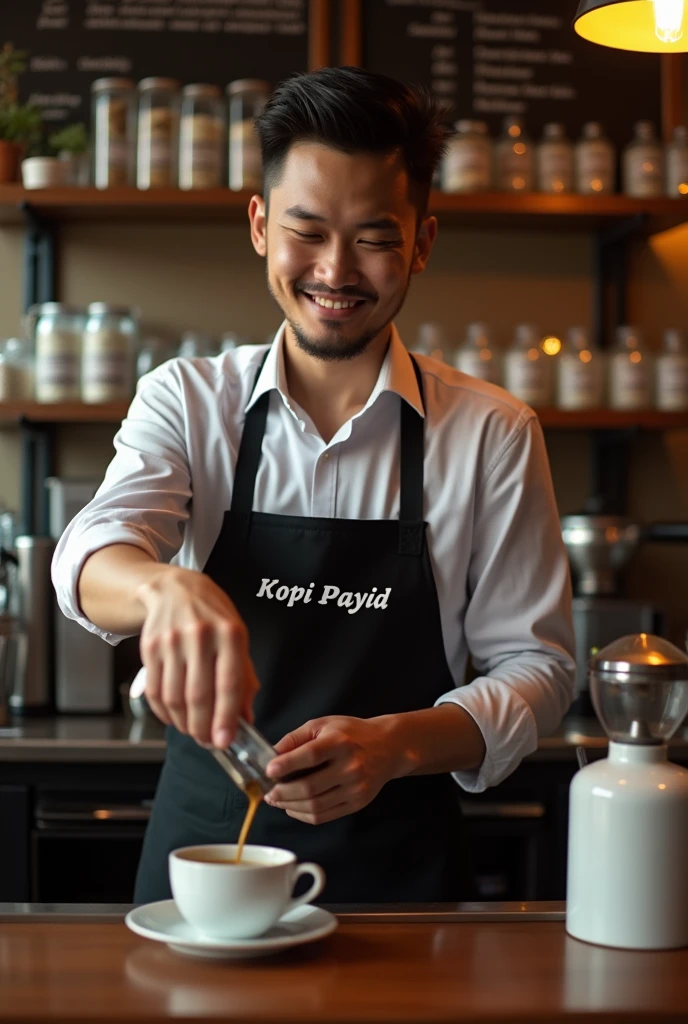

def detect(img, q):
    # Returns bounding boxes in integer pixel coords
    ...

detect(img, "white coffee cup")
[169,844,325,939]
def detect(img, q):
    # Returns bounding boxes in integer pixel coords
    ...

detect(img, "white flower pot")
[21,156,70,189]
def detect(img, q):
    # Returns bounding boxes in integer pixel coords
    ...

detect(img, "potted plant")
[48,122,89,185]
[0,43,42,183]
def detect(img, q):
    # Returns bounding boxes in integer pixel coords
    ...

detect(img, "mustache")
[295,283,378,303]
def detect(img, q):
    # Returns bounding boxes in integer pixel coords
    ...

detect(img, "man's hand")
[136,566,260,748]
[263,716,403,825]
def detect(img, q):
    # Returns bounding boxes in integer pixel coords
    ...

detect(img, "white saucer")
[125,900,338,959]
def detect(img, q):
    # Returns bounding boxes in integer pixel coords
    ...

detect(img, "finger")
[272,721,319,756]
[285,801,349,826]
[211,620,247,748]
[161,640,188,735]
[267,734,337,780]
[185,637,215,745]
[142,652,171,725]
[268,784,342,814]
[266,761,342,803]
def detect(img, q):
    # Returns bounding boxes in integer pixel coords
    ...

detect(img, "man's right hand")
[135,567,260,748]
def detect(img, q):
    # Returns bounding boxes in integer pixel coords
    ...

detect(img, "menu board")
[361,0,662,150]
[5,0,309,125]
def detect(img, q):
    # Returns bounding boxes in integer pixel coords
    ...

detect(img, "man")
[53,67,575,905]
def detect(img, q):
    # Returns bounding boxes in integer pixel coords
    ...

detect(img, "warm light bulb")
[654,0,684,44]
[542,336,562,356]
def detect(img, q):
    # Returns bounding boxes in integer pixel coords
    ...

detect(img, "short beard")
[266,267,411,364]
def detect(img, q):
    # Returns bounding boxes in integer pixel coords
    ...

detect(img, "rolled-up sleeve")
[436,414,575,792]
[51,363,192,645]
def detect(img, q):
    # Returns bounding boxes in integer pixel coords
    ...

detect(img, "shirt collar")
[245,323,425,419]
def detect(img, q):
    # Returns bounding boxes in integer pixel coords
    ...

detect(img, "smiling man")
[52,67,575,904]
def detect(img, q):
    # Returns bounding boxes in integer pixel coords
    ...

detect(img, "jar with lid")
[656,328,688,410]
[412,323,446,363]
[454,323,500,384]
[504,324,552,406]
[557,326,604,410]
[441,120,492,193]
[0,337,34,402]
[177,331,216,359]
[623,121,664,197]
[227,80,270,192]
[495,117,534,192]
[91,78,135,189]
[575,122,615,195]
[179,84,225,190]
[666,125,688,197]
[136,77,180,189]
[537,123,574,193]
[136,336,171,383]
[609,325,652,410]
[82,304,138,403]
[28,303,85,403]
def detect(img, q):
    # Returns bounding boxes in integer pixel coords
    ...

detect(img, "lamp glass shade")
[574,0,688,52]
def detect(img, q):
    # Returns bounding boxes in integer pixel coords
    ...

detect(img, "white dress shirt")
[52,324,575,793]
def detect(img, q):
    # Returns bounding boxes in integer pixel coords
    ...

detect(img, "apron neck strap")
[232,348,426,556]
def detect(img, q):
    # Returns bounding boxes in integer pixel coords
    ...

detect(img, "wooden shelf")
[0,185,687,233]
[0,401,687,430]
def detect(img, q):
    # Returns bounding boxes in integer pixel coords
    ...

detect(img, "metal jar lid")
[182,83,222,100]
[91,78,135,93]
[137,77,180,93]
[226,80,271,97]
[87,302,138,318]
[590,633,688,682]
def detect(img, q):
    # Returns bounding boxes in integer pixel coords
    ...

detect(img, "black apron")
[134,352,472,904]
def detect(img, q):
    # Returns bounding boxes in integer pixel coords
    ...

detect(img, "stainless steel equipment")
[10,536,54,714]
[46,478,114,713]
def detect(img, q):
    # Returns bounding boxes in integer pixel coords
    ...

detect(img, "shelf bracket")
[21,202,57,313]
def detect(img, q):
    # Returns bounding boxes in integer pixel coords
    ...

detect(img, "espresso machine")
[561,515,688,716]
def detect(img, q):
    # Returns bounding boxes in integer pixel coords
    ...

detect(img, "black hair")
[255,66,452,214]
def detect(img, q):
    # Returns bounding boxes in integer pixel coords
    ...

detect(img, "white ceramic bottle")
[495,117,534,193]
[575,122,615,195]
[537,123,574,193]
[504,324,552,406]
[567,634,688,950]
[454,323,500,385]
[609,325,652,410]
[623,121,664,197]
[557,327,604,409]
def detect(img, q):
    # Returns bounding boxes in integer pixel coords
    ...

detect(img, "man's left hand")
[264,715,402,825]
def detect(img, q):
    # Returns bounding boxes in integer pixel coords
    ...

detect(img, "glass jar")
[0,337,34,402]
[177,331,216,359]
[227,79,270,192]
[441,120,492,193]
[220,331,250,353]
[666,125,688,198]
[495,117,534,193]
[136,336,171,382]
[179,84,225,190]
[537,123,574,194]
[454,322,500,384]
[28,303,85,403]
[623,121,664,198]
[136,77,180,190]
[412,323,446,363]
[575,122,615,195]
[656,328,688,411]
[82,304,138,403]
[609,325,653,411]
[557,326,604,410]
[504,324,552,406]
[91,77,135,189]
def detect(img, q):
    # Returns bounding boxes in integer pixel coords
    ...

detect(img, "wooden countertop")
[1,904,687,1023]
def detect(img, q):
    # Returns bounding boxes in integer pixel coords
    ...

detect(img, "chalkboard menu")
[6,0,309,126]
[362,0,662,150]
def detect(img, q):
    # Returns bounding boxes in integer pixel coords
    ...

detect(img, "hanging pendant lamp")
[574,0,688,51]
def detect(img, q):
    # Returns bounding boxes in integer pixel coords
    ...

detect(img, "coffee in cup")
[169,844,325,939]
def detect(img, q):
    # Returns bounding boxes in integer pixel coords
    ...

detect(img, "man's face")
[249,143,436,361]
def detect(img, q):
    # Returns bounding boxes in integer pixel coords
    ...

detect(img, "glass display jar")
[441,120,492,193]
[609,325,653,411]
[0,337,34,401]
[28,303,85,403]
[666,125,688,198]
[82,304,138,403]
[557,326,604,410]
[412,323,446,363]
[504,324,552,406]
[623,121,664,198]
[136,77,180,189]
[454,322,500,384]
[227,79,270,192]
[91,77,135,189]
[177,331,216,358]
[537,123,574,194]
[495,117,534,193]
[136,336,171,382]
[575,122,615,195]
[656,328,688,411]
[179,84,225,190]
